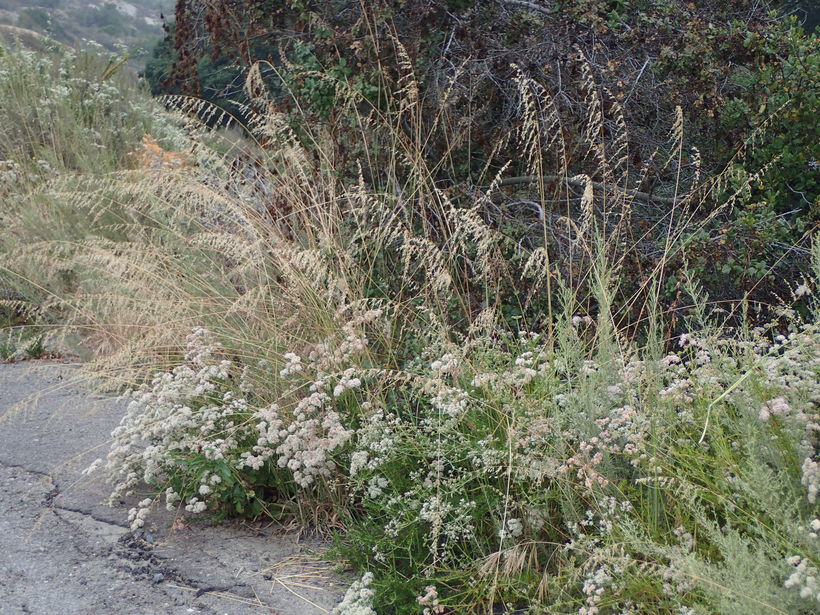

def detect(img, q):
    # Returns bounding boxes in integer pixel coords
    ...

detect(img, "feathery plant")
[0,44,817,614]
[0,42,186,355]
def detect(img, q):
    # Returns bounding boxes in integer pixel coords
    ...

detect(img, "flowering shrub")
[332,313,819,612]
[98,303,384,527]
[0,43,180,176]
[95,302,820,614]
[103,328,279,526]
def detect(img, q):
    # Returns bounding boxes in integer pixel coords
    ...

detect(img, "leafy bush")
[721,18,818,219]
[669,19,818,306]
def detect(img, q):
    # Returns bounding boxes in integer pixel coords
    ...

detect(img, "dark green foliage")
[722,19,818,221]
[141,26,178,96]
[673,18,819,307]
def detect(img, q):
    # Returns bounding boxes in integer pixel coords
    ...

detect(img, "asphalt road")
[0,361,345,615]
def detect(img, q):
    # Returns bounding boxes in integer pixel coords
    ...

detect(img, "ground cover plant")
[0,27,818,615]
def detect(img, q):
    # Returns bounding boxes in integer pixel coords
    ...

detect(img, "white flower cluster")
[759,326,820,398]
[102,320,377,524]
[801,457,819,504]
[564,499,632,558]
[504,350,542,386]
[753,327,820,508]
[558,441,608,490]
[498,517,523,542]
[417,585,445,615]
[184,498,208,514]
[758,396,793,421]
[784,556,820,603]
[659,377,693,403]
[472,438,505,469]
[267,309,382,486]
[579,564,612,615]
[126,498,153,531]
[349,407,397,478]
[678,333,696,348]
[430,385,469,420]
[81,457,102,476]
[594,404,649,467]
[334,368,362,397]
[279,352,303,377]
[653,349,698,405]
[366,475,390,498]
[184,326,221,366]
[430,353,459,375]
[332,572,376,615]
[103,329,243,507]
[807,518,820,540]
[419,494,477,555]
[236,403,283,471]
[794,283,812,297]
[274,384,352,487]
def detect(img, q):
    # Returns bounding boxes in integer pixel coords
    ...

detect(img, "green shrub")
[720,18,818,220]
[671,20,819,307]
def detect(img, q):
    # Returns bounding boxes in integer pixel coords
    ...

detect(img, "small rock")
[152,573,165,584]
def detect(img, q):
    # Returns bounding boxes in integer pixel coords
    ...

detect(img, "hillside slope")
[0,0,165,60]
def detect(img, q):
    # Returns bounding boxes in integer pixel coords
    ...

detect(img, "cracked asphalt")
[0,362,347,615]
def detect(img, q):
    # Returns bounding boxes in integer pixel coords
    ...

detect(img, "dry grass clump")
[1,45,818,614]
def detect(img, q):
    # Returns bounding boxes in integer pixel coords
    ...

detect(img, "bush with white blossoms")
[102,328,272,520]
[102,325,367,521]
[0,44,181,177]
[96,304,820,614]
[329,311,820,613]
[100,301,393,517]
